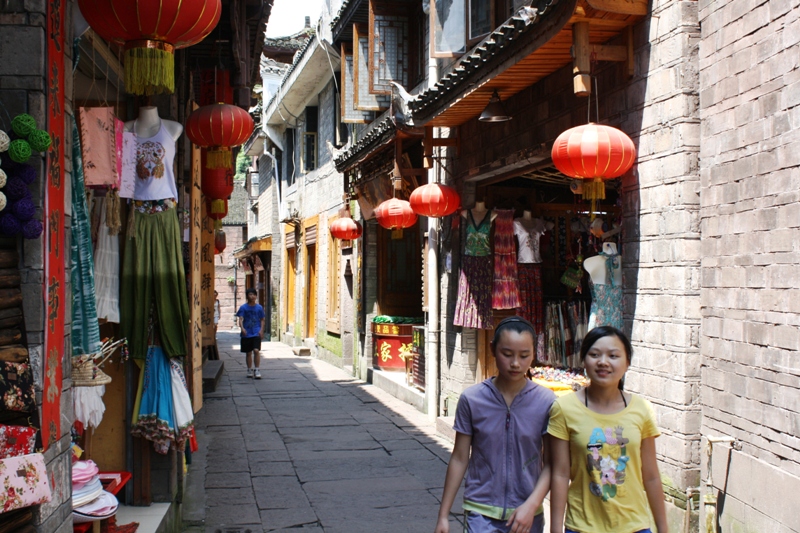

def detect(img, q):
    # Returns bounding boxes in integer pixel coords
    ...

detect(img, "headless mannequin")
[124,106,183,141]
[460,201,497,225]
[515,210,554,232]
[584,242,622,286]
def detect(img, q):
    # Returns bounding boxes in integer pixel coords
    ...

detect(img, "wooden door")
[306,244,317,339]
[286,248,297,332]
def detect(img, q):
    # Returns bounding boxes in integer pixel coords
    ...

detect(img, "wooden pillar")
[573,22,591,97]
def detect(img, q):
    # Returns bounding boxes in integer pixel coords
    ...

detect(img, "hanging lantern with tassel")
[186,103,254,169]
[201,152,235,217]
[205,198,228,230]
[551,123,636,218]
[214,228,227,254]
[409,183,461,218]
[76,0,221,95]
[330,215,363,240]
[374,197,417,237]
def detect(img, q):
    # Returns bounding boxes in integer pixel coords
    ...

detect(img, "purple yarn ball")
[21,218,43,240]
[11,196,35,221]
[0,152,19,172]
[0,212,21,236]
[16,164,36,185]
[1,176,31,201]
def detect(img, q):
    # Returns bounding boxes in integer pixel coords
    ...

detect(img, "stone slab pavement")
[182,332,465,533]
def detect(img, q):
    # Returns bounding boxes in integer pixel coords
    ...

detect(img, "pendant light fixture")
[479,90,511,122]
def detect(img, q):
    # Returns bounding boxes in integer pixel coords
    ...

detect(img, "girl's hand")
[506,501,536,532]
[433,516,450,533]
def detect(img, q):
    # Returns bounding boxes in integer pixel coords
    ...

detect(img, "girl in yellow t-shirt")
[548,326,668,533]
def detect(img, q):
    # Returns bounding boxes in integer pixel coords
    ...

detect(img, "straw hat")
[72,357,112,387]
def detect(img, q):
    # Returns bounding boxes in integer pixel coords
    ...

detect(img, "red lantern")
[201,152,235,214]
[205,198,228,230]
[77,0,221,95]
[551,123,636,203]
[214,228,227,254]
[374,198,417,230]
[186,103,254,169]
[330,216,363,240]
[409,183,460,217]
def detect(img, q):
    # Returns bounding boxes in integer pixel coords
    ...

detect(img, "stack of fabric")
[72,460,119,523]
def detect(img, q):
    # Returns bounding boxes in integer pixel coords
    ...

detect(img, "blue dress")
[588,253,623,330]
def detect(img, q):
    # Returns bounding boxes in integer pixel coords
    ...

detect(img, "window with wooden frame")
[468,0,493,43]
[340,43,373,124]
[326,217,341,334]
[353,24,389,111]
[302,106,318,173]
[431,0,466,57]
[368,0,411,95]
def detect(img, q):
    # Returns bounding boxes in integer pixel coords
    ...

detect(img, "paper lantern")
[330,216,363,240]
[374,198,417,230]
[551,123,636,202]
[186,103,254,169]
[201,152,235,214]
[409,183,460,218]
[214,228,226,254]
[77,0,221,95]
[205,198,227,230]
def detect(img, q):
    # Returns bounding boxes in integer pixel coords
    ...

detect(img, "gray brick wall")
[698,0,800,530]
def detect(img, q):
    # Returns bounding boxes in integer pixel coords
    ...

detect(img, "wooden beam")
[626,25,635,77]
[572,22,591,97]
[423,127,433,168]
[586,0,647,15]
[400,168,428,177]
[590,44,627,62]
[568,15,629,29]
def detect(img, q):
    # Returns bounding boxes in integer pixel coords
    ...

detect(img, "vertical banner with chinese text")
[43,0,66,449]
[188,127,203,412]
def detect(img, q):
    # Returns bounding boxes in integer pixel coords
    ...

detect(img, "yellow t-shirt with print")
[548,392,660,533]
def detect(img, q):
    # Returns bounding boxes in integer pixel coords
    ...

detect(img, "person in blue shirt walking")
[435,316,556,533]
[236,288,266,379]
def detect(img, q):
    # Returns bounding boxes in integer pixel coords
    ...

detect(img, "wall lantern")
[478,90,511,122]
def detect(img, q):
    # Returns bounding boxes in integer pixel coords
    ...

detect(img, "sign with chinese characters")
[372,336,413,371]
[201,215,215,345]
[43,0,66,450]
[188,131,203,412]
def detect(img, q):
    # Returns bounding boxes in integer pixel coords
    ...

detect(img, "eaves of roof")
[333,113,396,172]
[408,0,570,122]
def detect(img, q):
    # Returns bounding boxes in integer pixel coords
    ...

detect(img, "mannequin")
[460,201,497,225]
[454,202,496,329]
[513,210,552,352]
[124,106,182,202]
[584,242,622,286]
[124,106,183,141]
[585,241,623,330]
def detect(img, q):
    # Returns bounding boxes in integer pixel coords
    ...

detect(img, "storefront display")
[491,208,520,310]
[585,242,623,330]
[454,203,496,329]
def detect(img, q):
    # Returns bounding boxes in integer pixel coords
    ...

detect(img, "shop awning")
[409,0,646,127]
[233,235,272,259]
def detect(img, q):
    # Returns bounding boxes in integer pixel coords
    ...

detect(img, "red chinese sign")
[373,336,413,371]
[43,0,66,450]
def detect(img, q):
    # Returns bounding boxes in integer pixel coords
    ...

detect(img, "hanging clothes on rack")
[454,210,494,329]
[588,252,623,330]
[491,209,520,310]
[94,195,121,323]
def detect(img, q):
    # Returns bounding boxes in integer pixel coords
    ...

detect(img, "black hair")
[245,288,257,296]
[579,326,633,390]
[490,316,536,350]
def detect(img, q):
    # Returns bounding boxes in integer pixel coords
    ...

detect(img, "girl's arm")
[506,435,552,532]
[435,432,471,533]
[549,436,571,533]
[642,436,668,533]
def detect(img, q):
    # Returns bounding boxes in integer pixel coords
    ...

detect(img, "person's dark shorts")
[240,336,262,353]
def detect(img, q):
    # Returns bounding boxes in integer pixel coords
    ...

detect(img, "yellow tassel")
[214,219,223,231]
[206,149,231,169]
[211,199,226,214]
[391,229,403,239]
[581,178,606,201]
[124,46,175,96]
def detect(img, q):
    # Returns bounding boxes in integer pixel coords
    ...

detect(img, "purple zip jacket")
[453,378,556,521]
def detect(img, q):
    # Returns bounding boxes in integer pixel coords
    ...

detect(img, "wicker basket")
[72,356,112,387]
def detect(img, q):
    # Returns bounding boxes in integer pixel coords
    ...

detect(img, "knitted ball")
[11,114,37,137]
[0,152,19,172]
[0,130,9,152]
[21,218,42,240]
[2,177,31,201]
[0,192,5,213]
[11,196,35,221]
[0,212,21,236]
[28,130,51,152]
[8,139,31,163]
[16,164,36,185]
[0,169,6,189]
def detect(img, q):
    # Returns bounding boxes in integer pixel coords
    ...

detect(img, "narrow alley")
[182,332,464,533]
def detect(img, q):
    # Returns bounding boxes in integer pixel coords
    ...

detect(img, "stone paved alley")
[182,332,464,533]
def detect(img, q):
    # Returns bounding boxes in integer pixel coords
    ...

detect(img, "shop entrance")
[286,247,297,332]
[306,243,317,339]
[377,222,423,317]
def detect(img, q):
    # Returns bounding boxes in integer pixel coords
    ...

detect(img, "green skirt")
[121,208,189,359]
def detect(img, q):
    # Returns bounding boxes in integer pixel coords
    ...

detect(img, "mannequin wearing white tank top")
[124,106,183,201]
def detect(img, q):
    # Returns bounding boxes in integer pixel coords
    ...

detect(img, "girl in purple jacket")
[435,317,556,533]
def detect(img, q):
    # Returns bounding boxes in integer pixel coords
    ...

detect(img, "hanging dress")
[94,196,120,323]
[491,209,520,309]
[454,210,493,329]
[588,252,623,330]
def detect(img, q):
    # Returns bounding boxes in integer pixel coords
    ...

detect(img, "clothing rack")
[541,299,588,369]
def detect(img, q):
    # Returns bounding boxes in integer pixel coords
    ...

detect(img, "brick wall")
[439,0,703,521]
[698,1,800,530]
[214,226,247,330]
[1,2,75,532]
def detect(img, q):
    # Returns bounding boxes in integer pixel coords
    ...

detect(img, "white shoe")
[246,368,254,378]
[254,369,262,379]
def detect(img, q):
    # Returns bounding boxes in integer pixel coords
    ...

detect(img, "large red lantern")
[77,0,221,95]
[186,103,254,169]
[551,123,636,205]
[214,229,227,254]
[330,216,363,240]
[374,198,417,230]
[201,151,235,214]
[409,183,460,217]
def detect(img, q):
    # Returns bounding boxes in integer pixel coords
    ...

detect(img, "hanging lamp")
[201,152,235,215]
[409,183,460,217]
[77,0,221,95]
[374,198,417,231]
[186,103,255,169]
[330,214,363,240]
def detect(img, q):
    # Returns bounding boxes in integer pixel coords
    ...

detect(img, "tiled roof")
[408,0,561,116]
[224,179,249,226]
[263,34,318,114]
[263,28,314,51]
[333,112,396,172]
